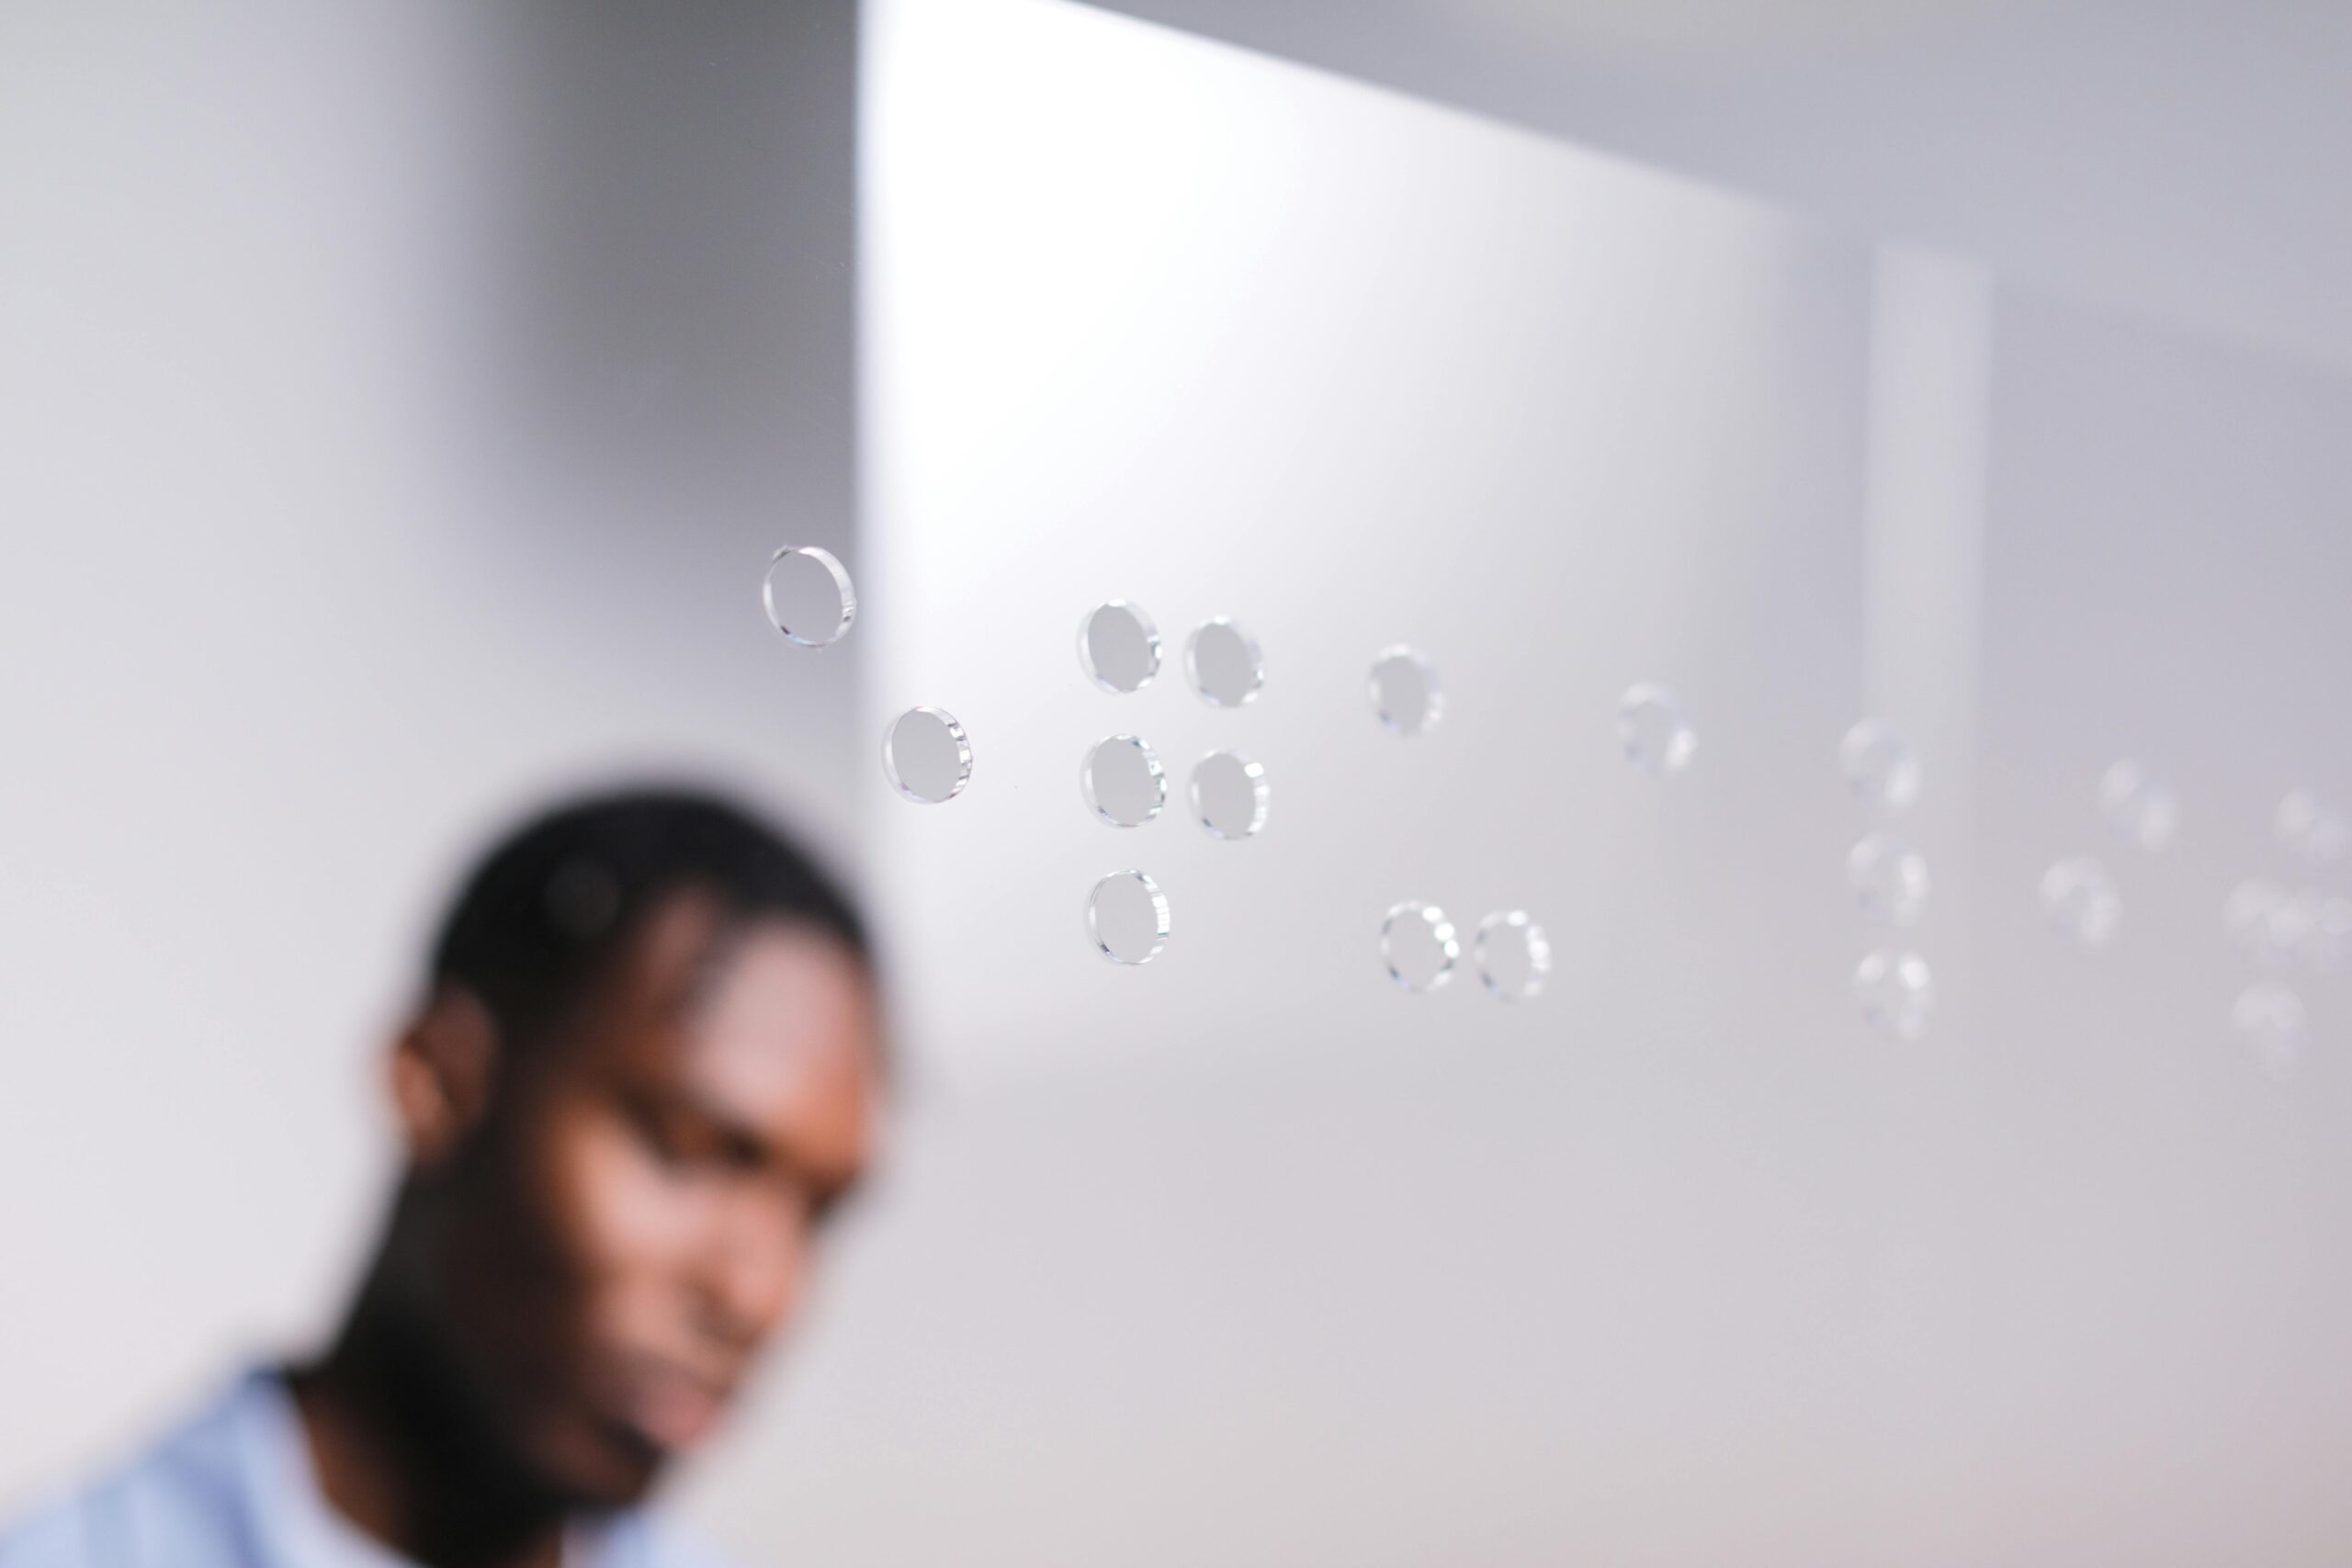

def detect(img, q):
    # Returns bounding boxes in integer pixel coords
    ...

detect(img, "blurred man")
[1,790,884,1568]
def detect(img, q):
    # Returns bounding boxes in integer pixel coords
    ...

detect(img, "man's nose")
[693,1185,809,1352]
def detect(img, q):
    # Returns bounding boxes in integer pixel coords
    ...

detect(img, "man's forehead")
[602,890,860,1031]
[685,921,876,1086]
[594,893,878,1164]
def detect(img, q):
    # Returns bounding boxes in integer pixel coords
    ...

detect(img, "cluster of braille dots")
[765,544,2345,1052]
[2036,760,2168,962]
[764,546,1596,986]
[1838,720,1935,1037]
[2034,761,2349,1079]
[1371,673,1702,1002]
[2222,790,2351,1079]
[1065,599,1270,966]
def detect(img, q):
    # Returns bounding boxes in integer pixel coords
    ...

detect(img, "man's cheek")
[542,1115,704,1279]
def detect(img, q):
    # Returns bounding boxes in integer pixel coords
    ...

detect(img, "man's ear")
[390,987,503,1168]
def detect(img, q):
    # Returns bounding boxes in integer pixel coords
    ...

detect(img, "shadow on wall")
[481,0,858,522]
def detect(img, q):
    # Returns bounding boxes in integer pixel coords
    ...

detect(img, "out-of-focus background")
[0,0,861,1525]
[4,2,2349,1564]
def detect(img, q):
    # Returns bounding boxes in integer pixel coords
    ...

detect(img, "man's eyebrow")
[628,1071,856,1193]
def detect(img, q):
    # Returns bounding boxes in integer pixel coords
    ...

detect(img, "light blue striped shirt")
[0,1372,729,1568]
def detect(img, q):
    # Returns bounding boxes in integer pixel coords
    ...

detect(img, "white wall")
[6,2,2349,1564]
[766,1,2351,1562]
[1084,0,2352,377]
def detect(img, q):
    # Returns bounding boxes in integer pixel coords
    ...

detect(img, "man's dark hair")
[427,786,867,1049]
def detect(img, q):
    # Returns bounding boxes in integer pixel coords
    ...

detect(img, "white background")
[4,0,2349,1563]
[832,1,2352,1562]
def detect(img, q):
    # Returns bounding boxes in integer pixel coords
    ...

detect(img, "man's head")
[380,788,881,1508]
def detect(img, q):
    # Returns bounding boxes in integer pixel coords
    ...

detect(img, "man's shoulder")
[3,1375,747,1568]
[609,1509,744,1568]
[0,1498,85,1568]
[0,1378,263,1568]
[0,1449,252,1568]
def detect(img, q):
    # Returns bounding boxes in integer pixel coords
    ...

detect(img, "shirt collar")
[222,1368,628,1568]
